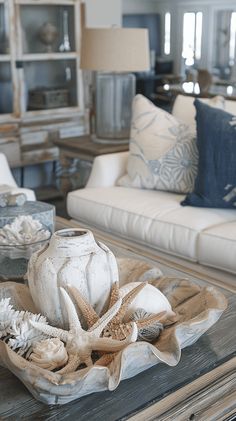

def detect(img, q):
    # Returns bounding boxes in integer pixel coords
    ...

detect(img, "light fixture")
[80,27,150,143]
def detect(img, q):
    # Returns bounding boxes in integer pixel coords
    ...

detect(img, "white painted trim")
[21,53,77,61]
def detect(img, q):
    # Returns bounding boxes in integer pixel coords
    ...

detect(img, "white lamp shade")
[80,28,150,72]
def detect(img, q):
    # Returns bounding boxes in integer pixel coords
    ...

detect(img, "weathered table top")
[53,135,129,161]
[0,219,236,420]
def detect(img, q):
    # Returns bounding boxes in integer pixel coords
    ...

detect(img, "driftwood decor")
[0,257,227,406]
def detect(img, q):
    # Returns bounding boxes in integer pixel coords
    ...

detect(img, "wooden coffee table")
[0,216,236,420]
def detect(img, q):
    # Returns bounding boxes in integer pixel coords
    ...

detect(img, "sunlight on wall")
[182,12,203,67]
[229,12,236,65]
[164,12,171,55]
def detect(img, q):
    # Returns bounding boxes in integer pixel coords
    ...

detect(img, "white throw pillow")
[172,94,226,130]
[118,94,198,194]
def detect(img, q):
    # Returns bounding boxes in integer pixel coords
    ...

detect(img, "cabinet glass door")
[0,62,13,114]
[23,59,77,112]
[20,4,75,54]
[0,1,13,116]
[0,2,10,55]
[16,2,81,116]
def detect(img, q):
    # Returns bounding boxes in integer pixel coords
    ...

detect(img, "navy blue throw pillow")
[181,99,236,208]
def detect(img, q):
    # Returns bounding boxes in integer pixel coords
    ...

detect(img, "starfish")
[30,287,138,374]
[67,282,173,341]
[67,282,120,330]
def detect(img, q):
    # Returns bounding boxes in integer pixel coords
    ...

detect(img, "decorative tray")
[0,258,227,405]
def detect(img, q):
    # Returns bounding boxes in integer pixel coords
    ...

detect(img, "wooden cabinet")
[0,0,87,167]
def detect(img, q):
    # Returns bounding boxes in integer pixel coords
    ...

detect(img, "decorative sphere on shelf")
[38,22,58,53]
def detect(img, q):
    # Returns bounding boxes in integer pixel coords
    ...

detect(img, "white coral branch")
[0,298,20,338]
[8,313,48,356]
[0,215,50,246]
[0,297,49,356]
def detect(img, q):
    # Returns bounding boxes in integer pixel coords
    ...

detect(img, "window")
[182,12,203,66]
[164,12,171,55]
[229,12,236,65]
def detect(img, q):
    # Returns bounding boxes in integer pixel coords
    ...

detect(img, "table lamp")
[80,27,150,143]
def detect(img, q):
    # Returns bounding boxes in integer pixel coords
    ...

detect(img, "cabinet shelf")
[22,52,77,61]
[15,0,75,5]
[0,55,11,62]
[24,106,80,118]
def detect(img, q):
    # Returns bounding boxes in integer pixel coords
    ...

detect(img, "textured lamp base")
[95,72,135,142]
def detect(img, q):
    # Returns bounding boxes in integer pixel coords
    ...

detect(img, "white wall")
[85,0,122,27]
[122,0,157,14]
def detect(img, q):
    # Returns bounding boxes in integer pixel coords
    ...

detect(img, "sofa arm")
[0,153,18,187]
[86,151,129,188]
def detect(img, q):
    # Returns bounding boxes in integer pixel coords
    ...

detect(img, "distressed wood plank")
[127,358,236,421]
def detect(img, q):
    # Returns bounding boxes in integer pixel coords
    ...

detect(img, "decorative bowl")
[0,238,49,281]
[0,258,227,405]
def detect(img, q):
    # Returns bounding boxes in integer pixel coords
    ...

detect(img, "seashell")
[0,215,50,246]
[29,338,68,371]
[131,308,163,342]
[119,282,174,322]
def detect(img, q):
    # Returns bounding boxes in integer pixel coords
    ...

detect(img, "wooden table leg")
[58,151,73,196]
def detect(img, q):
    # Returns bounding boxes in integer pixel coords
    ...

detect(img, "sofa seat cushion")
[198,222,236,273]
[67,187,236,262]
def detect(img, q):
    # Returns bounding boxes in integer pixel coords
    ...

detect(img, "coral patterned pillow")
[118,94,198,194]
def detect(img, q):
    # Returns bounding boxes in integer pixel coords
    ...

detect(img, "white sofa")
[0,153,36,201]
[67,95,236,275]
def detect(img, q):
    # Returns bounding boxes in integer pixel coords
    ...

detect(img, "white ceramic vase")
[27,228,118,328]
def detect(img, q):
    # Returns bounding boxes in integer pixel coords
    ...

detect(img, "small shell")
[131,308,163,342]
[29,338,68,371]
[119,282,174,322]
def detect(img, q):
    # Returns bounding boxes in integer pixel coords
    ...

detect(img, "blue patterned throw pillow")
[181,99,236,208]
[118,94,198,193]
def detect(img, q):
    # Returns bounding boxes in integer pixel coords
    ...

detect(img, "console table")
[157,81,236,100]
[53,136,129,195]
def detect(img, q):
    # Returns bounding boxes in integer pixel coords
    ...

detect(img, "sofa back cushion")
[118,94,198,194]
[172,94,236,130]
[182,99,236,208]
